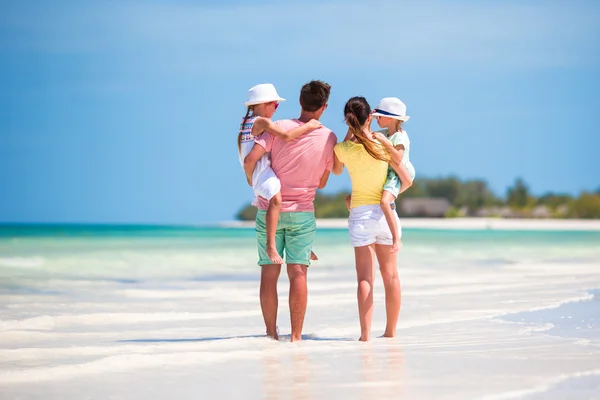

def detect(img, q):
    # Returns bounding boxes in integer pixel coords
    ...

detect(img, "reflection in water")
[360,342,405,399]
[262,353,282,400]
[261,348,311,400]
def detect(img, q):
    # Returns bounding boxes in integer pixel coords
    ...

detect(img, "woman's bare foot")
[266,246,284,264]
[310,251,318,261]
[382,330,395,338]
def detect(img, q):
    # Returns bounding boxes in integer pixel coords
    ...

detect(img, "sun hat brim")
[372,109,410,122]
[244,96,286,107]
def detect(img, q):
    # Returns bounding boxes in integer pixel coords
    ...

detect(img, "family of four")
[239,80,415,342]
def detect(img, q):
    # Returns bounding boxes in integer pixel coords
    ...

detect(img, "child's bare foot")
[310,251,318,261]
[266,246,284,264]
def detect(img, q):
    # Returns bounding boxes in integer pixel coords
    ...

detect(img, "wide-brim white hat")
[244,83,286,106]
[372,97,410,121]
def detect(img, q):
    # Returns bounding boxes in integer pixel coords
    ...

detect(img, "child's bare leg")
[310,251,318,261]
[345,194,352,211]
[266,192,284,264]
[381,191,401,254]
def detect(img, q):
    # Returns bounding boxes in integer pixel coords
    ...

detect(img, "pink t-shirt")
[254,119,337,212]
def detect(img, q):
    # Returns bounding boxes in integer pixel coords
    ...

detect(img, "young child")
[372,97,416,253]
[238,83,321,264]
[344,97,415,254]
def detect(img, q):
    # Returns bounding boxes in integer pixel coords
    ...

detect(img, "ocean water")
[1,225,599,399]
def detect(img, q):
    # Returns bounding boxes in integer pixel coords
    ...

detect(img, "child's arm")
[252,117,321,142]
[243,143,267,186]
[372,131,405,166]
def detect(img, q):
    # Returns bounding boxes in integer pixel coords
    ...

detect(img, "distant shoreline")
[219,218,600,231]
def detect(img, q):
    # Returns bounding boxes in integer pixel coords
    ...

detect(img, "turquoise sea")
[1,225,599,399]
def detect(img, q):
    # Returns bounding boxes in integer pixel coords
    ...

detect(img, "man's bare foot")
[266,331,279,341]
[266,246,284,264]
[310,251,318,261]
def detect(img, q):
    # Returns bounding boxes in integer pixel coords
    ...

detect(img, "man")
[244,80,337,341]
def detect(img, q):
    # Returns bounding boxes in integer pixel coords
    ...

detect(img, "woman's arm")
[243,144,267,185]
[252,117,321,142]
[390,162,413,194]
[332,152,344,176]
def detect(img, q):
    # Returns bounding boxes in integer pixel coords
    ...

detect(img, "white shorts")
[253,166,281,201]
[348,204,401,247]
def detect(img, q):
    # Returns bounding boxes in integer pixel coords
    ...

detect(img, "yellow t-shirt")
[334,141,388,208]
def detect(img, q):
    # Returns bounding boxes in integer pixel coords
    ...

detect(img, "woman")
[332,96,413,341]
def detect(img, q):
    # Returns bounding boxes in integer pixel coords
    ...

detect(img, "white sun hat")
[244,83,286,106]
[372,97,410,121]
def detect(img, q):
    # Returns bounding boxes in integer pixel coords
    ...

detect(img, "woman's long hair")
[344,97,389,162]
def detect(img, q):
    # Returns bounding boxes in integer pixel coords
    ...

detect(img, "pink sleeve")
[254,131,274,152]
[324,132,338,171]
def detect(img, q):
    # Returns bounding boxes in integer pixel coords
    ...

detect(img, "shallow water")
[1,225,599,399]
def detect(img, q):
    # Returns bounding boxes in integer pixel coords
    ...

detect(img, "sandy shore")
[220,218,600,231]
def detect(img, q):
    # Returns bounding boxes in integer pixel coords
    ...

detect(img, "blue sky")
[1,0,599,224]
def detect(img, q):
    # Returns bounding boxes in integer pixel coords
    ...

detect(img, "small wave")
[480,369,600,400]
[0,309,261,331]
[0,257,45,268]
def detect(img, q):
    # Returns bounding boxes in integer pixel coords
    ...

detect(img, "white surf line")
[479,369,600,400]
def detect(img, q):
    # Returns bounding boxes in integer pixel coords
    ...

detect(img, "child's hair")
[393,120,403,133]
[344,97,389,163]
[238,106,253,151]
[300,80,331,112]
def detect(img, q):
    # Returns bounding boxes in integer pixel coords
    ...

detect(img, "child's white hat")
[372,97,410,121]
[244,83,286,106]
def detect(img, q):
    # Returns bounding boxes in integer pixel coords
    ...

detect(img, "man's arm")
[318,170,331,189]
[243,143,267,186]
[252,117,321,142]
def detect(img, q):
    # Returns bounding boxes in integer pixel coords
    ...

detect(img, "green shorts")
[255,210,316,266]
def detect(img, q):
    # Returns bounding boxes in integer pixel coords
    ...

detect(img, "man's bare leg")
[287,263,308,342]
[260,264,281,340]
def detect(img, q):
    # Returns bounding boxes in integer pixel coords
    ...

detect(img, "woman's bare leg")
[375,244,401,337]
[355,244,377,341]
[266,192,283,264]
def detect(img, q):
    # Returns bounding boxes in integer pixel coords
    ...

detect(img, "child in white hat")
[238,83,320,264]
[371,97,415,253]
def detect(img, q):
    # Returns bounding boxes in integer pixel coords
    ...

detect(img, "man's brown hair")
[299,80,331,112]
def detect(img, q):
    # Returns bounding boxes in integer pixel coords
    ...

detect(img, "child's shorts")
[253,166,281,201]
[383,162,416,198]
